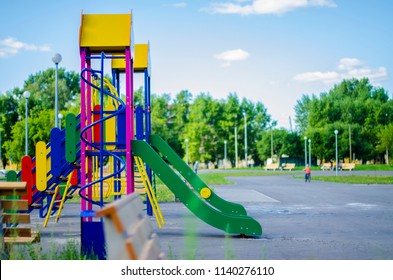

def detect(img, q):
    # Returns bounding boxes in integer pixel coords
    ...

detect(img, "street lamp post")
[185,138,189,165]
[52,53,62,128]
[23,91,30,155]
[349,124,352,162]
[58,113,63,130]
[270,128,273,160]
[334,130,339,176]
[308,139,311,166]
[304,136,307,166]
[235,126,238,168]
[386,114,389,165]
[0,128,2,169]
[224,140,227,170]
[243,112,247,168]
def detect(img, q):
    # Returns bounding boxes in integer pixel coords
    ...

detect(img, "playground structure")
[2,12,262,259]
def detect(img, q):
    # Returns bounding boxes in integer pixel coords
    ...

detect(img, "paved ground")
[29,170,393,260]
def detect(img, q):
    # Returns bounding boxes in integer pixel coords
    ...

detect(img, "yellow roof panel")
[134,44,149,71]
[79,13,132,52]
[111,43,150,75]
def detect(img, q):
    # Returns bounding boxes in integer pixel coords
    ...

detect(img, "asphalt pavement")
[28,170,393,260]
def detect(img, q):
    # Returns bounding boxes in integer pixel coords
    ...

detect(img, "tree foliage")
[2,68,391,169]
[295,78,393,163]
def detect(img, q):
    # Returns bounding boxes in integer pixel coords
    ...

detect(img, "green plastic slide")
[131,140,262,236]
[149,134,247,216]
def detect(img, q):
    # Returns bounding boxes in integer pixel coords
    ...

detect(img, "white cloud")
[206,0,337,15]
[172,2,187,8]
[293,58,388,84]
[338,58,364,71]
[214,48,250,67]
[0,37,50,58]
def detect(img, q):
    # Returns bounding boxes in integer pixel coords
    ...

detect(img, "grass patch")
[310,175,393,184]
[1,239,97,260]
[155,183,176,202]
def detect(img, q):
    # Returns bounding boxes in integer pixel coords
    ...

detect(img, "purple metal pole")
[86,57,93,218]
[80,48,87,215]
[125,47,134,194]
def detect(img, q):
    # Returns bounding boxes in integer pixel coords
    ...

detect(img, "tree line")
[0,68,392,168]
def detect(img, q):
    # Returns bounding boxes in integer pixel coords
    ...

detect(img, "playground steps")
[96,192,164,260]
[0,182,40,244]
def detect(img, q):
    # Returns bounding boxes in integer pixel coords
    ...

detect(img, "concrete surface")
[28,170,393,260]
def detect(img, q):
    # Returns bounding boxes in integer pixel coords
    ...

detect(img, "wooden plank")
[139,234,163,260]
[4,231,40,244]
[0,199,29,211]
[3,227,32,237]
[2,213,31,224]
[0,182,27,196]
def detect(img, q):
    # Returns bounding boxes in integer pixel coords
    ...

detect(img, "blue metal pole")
[144,69,153,216]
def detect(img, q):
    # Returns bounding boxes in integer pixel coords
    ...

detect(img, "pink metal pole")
[86,57,93,218]
[80,48,87,215]
[125,47,134,194]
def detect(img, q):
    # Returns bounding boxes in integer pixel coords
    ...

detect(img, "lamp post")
[270,127,274,160]
[52,53,62,128]
[349,123,352,162]
[308,138,311,166]
[235,126,238,168]
[243,112,247,168]
[185,138,189,165]
[334,130,339,176]
[224,140,227,169]
[58,113,63,130]
[386,113,389,165]
[304,136,307,166]
[23,91,30,155]
[0,127,2,169]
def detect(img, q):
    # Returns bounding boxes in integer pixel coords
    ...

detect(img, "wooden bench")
[96,192,164,260]
[321,163,331,171]
[0,182,40,244]
[282,163,296,171]
[341,163,355,171]
[264,163,279,171]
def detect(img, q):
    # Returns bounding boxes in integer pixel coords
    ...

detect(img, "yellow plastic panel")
[36,141,47,191]
[134,44,149,72]
[112,44,149,73]
[111,52,126,70]
[105,102,116,150]
[80,13,132,52]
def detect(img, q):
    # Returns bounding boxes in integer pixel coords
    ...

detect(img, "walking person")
[193,161,199,174]
[304,164,311,182]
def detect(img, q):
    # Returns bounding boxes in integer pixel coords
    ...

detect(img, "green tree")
[1,68,80,165]
[297,78,392,163]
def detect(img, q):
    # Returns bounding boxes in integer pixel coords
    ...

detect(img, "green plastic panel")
[149,134,247,216]
[65,113,77,163]
[132,140,262,236]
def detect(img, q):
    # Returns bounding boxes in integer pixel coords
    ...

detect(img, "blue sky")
[1,0,392,129]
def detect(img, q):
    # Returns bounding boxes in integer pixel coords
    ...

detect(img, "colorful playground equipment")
[4,12,262,259]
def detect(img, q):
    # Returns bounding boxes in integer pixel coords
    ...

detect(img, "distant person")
[304,164,311,182]
[193,161,199,174]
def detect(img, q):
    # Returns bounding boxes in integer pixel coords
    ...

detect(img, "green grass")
[1,239,97,260]
[310,175,393,184]
[349,164,393,171]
